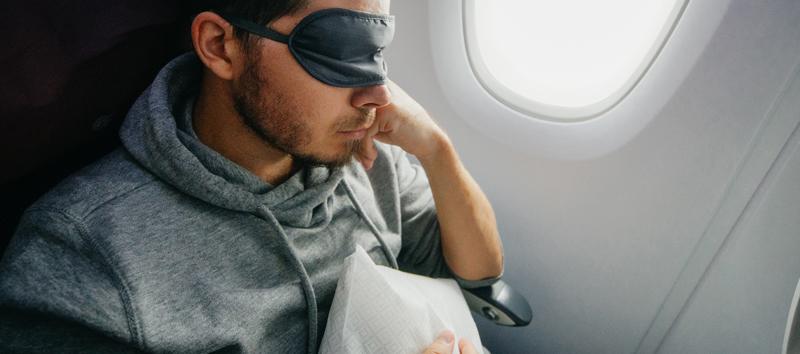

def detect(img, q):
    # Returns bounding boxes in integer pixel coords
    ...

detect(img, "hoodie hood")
[119,52,399,354]
[120,52,344,228]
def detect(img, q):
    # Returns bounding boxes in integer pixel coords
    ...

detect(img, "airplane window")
[464,0,687,121]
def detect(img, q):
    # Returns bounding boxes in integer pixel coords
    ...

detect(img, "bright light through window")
[465,0,686,120]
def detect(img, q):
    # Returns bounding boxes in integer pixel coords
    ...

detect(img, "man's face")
[231,0,392,169]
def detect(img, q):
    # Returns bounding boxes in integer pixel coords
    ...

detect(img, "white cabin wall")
[659,99,800,354]
[386,0,800,353]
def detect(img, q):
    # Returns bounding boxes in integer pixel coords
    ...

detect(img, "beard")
[232,50,372,169]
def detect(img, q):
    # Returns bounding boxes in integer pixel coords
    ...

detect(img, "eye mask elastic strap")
[218,13,290,44]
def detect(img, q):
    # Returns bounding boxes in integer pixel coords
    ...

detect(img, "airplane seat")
[0,1,531,350]
[0,1,189,256]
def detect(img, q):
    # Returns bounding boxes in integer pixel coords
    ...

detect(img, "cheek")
[257,49,355,135]
[289,87,353,136]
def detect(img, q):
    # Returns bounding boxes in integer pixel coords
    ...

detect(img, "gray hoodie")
[0,53,493,353]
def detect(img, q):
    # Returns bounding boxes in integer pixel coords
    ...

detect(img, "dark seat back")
[0,0,192,255]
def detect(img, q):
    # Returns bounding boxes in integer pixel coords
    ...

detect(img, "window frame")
[463,0,689,121]
[425,0,732,160]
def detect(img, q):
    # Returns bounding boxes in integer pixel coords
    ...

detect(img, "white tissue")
[319,246,483,354]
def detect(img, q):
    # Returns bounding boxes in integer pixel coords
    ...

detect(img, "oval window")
[464,0,688,120]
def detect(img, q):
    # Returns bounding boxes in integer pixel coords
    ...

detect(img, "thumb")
[422,330,455,354]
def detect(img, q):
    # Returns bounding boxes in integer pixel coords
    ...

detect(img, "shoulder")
[340,142,430,209]
[341,142,410,186]
[29,148,163,221]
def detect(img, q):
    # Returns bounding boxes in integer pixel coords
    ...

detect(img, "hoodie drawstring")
[340,179,399,270]
[255,205,320,354]
[253,178,399,354]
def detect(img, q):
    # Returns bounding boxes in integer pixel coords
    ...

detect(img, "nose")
[350,83,392,109]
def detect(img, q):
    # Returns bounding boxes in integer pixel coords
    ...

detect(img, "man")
[0,0,503,352]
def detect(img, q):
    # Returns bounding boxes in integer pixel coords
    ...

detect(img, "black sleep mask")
[219,8,395,87]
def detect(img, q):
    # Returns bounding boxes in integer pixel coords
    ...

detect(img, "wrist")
[416,130,453,166]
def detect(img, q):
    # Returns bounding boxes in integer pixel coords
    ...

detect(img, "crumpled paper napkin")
[319,246,483,354]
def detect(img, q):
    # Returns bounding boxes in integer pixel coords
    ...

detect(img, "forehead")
[302,0,390,15]
[275,0,390,30]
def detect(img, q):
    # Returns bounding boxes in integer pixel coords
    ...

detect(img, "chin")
[293,150,354,169]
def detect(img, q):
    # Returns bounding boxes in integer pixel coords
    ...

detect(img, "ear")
[191,11,242,81]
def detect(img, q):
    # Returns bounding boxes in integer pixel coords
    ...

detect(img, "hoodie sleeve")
[0,208,143,353]
[390,146,503,289]
[390,146,453,279]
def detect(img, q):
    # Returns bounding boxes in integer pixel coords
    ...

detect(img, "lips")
[338,127,368,139]
[338,111,374,135]
[338,126,370,133]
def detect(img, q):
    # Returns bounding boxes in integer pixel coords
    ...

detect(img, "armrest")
[461,280,532,327]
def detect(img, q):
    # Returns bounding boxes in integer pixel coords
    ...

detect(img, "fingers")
[422,330,454,354]
[356,115,384,170]
[458,337,480,354]
[356,136,378,170]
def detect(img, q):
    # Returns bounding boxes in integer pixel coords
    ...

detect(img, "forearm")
[417,133,504,281]
[360,81,504,280]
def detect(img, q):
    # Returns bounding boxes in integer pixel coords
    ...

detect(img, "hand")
[422,330,480,354]
[355,80,448,170]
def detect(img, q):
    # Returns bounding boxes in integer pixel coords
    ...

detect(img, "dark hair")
[190,0,309,49]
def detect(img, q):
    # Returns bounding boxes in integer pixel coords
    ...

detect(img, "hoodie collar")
[121,52,344,228]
